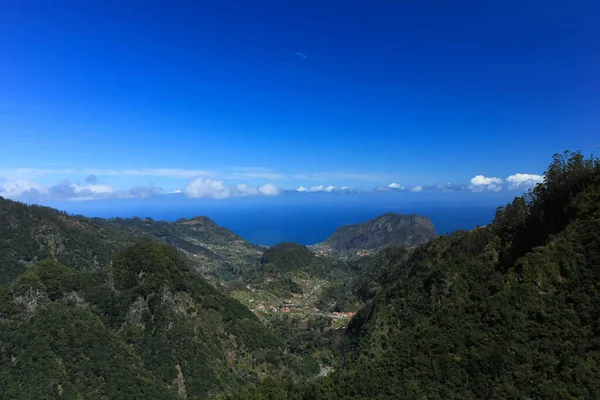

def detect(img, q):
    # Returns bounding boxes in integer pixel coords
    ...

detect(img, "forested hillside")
[0,199,262,286]
[3,151,598,399]
[107,216,263,282]
[312,212,436,256]
[0,242,317,399]
[226,152,600,399]
[0,198,137,284]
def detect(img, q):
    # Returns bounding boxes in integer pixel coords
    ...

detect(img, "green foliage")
[112,241,189,291]
[314,282,358,313]
[5,151,600,400]
[107,216,263,282]
[304,151,600,399]
[260,243,314,274]
[0,199,262,286]
[318,212,437,255]
[1,303,177,399]
[0,242,316,399]
[10,259,84,301]
[314,248,409,312]
[0,197,136,284]
[229,151,600,399]
[263,277,303,297]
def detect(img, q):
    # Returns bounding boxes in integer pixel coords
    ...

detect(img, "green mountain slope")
[308,151,600,399]
[312,212,437,256]
[232,242,354,314]
[7,151,599,399]
[0,242,315,399]
[259,242,314,275]
[226,152,600,399]
[0,197,137,284]
[106,216,263,281]
[0,198,262,285]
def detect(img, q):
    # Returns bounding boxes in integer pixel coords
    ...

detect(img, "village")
[307,244,377,258]
[230,275,356,326]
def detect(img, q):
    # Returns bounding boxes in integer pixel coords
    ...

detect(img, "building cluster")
[354,249,376,257]
[329,311,356,319]
[246,278,356,321]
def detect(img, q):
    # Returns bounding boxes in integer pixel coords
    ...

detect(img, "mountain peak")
[313,212,437,255]
[175,215,216,225]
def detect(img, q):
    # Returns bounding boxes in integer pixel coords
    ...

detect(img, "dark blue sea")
[189,203,496,245]
[52,192,510,245]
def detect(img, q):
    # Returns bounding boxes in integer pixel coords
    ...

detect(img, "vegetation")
[0,200,263,286]
[0,197,138,284]
[259,243,314,275]
[225,151,600,398]
[107,216,264,282]
[3,151,599,399]
[0,242,317,399]
[313,212,437,256]
[263,277,303,297]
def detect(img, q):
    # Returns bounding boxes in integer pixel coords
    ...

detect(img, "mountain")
[259,242,315,275]
[106,216,263,282]
[6,150,600,399]
[225,151,600,399]
[0,241,317,399]
[0,197,262,285]
[232,241,355,314]
[311,212,437,256]
[0,197,138,284]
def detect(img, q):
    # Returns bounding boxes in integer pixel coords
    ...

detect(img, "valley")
[3,1,595,397]
[230,273,356,329]
[1,152,599,399]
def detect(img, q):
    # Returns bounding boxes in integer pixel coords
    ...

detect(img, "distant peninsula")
[310,212,437,256]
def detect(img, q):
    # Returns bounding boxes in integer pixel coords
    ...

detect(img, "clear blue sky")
[1,0,598,202]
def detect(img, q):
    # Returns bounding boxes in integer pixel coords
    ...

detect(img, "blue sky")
[1,1,598,203]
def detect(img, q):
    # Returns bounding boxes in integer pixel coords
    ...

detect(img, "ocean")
[52,193,507,246]
[194,203,497,245]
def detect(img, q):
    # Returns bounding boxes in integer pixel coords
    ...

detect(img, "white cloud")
[0,179,48,200]
[50,181,162,201]
[233,183,255,196]
[184,178,282,199]
[185,178,233,199]
[434,183,467,192]
[296,51,307,59]
[49,180,116,201]
[120,184,162,199]
[388,183,405,190]
[8,167,545,202]
[295,185,336,193]
[76,183,115,195]
[470,175,503,186]
[469,175,503,192]
[506,173,544,189]
[0,178,162,202]
[257,183,282,196]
